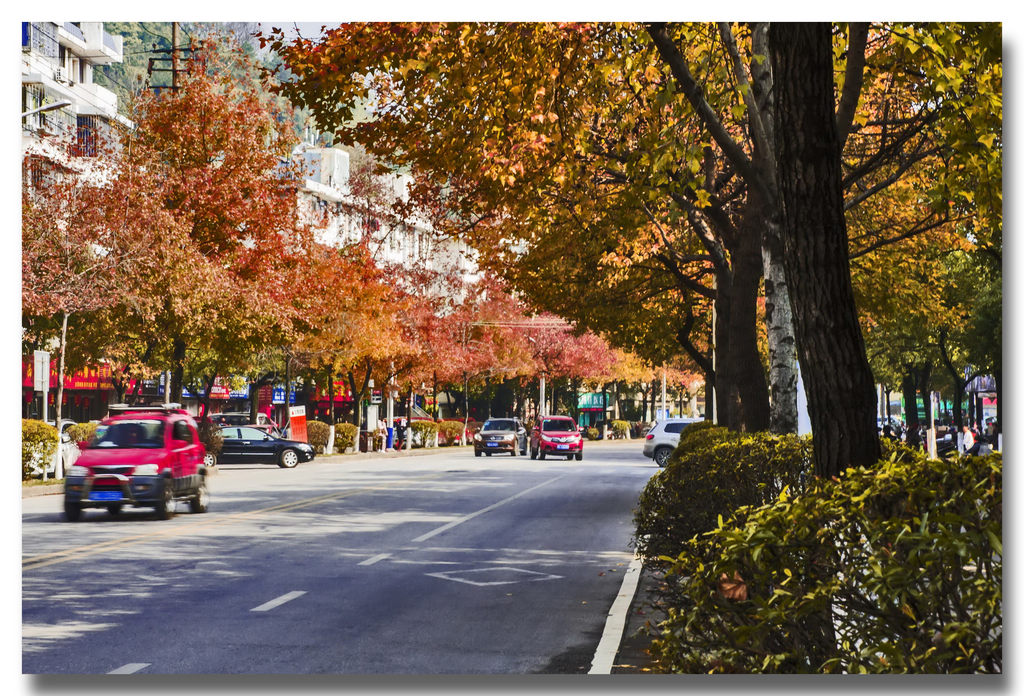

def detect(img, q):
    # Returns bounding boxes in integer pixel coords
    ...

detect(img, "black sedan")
[218,426,315,468]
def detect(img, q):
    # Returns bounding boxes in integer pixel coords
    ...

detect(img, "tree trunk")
[327,368,335,424]
[283,356,291,431]
[994,368,1002,434]
[770,22,880,478]
[902,370,921,447]
[171,336,186,403]
[762,214,799,434]
[55,311,69,425]
[722,225,771,432]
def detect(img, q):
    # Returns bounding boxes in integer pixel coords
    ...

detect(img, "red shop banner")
[22,358,113,391]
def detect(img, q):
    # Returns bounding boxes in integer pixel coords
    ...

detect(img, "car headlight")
[474,433,482,441]
[503,434,515,441]
[68,465,89,477]
[133,464,159,476]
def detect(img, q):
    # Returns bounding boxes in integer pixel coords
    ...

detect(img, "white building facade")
[21,22,131,170]
[296,140,479,293]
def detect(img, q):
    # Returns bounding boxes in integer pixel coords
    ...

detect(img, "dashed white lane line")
[411,475,566,543]
[250,590,307,612]
[108,663,150,674]
[588,557,644,674]
[358,553,392,566]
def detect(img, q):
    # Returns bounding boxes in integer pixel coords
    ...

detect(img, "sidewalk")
[610,566,665,673]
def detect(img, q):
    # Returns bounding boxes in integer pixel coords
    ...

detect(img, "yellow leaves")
[977,133,998,149]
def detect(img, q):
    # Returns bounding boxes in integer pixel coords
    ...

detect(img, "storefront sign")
[289,405,307,443]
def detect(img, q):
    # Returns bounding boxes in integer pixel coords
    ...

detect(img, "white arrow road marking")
[426,567,563,587]
[589,557,644,674]
[358,553,391,566]
[250,591,307,612]
[108,663,150,674]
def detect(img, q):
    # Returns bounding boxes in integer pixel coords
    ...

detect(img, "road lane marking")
[250,590,307,612]
[588,557,644,674]
[108,663,150,674]
[24,472,448,572]
[358,553,391,566]
[411,475,566,543]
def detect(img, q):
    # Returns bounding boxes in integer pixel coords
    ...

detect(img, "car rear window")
[93,419,165,449]
[542,419,576,432]
[664,422,692,434]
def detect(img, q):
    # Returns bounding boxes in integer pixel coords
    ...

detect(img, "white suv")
[642,418,702,467]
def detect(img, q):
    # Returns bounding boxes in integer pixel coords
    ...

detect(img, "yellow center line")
[23,472,448,572]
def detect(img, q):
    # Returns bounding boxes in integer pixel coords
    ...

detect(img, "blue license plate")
[90,491,122,502]
[556,444,570,450]
[486,442,498,447]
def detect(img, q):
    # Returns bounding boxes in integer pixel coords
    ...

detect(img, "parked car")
[210,412,277,428]
[642,417,702,467]
[63,408,209,521]
[34,419,79,478]
[218,425,315,468]
[474,418,528,456]
[529,416,583,461]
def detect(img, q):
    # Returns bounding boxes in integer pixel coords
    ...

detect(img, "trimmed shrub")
[410,420,440,447]
[67,421,99,446]
[610,420,631,439]
[438,421,465,446]
[22,419,58,481]
[197,419,223,459]
[633,425,813,565]
[306,420,331,454]
[585,427,600,440]
[648,450,1002,673]
[334,422,358,452]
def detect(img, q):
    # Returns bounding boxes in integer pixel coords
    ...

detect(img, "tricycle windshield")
[92,419,165,449]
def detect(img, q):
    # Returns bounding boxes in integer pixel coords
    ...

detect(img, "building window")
[23,23,59,60]
[76,116,99,157]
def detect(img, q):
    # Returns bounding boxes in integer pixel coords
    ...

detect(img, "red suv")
[63,408,209,521]
[529,416,584,461]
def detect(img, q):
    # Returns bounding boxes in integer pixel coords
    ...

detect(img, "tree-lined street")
[23,442,652,674]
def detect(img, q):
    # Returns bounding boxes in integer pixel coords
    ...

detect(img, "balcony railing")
[102,30,117,52]
[63,22,85,42]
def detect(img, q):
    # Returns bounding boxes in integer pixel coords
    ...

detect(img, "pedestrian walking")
[962,423,981,456]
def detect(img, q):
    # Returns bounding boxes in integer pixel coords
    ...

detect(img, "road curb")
[589,556,645,673]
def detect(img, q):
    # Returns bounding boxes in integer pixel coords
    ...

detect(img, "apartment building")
[296,139,479,294]
[21,22,131,170]
[21,22,130,422]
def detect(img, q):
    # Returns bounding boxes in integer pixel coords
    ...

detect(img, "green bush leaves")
[22,419,58,480]
[637,428,1002,673]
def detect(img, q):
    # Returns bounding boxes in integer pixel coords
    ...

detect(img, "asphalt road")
[22,440,658,675]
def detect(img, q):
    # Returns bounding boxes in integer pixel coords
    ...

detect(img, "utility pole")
[172,22,179,90]
[147,22,200,92]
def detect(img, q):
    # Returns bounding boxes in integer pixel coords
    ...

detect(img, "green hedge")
[438,421,465,445]
[306,420,331,454]
[585,427,599,440]
[67,421,99,445]
[334,422,358,452]
[410,420,440,447]
[648,449,1002,673]
[22,419,58,481]
[610,420,631,438]
[634,425,813,564]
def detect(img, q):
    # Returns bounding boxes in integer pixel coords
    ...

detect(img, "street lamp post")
[21,100,73,120]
